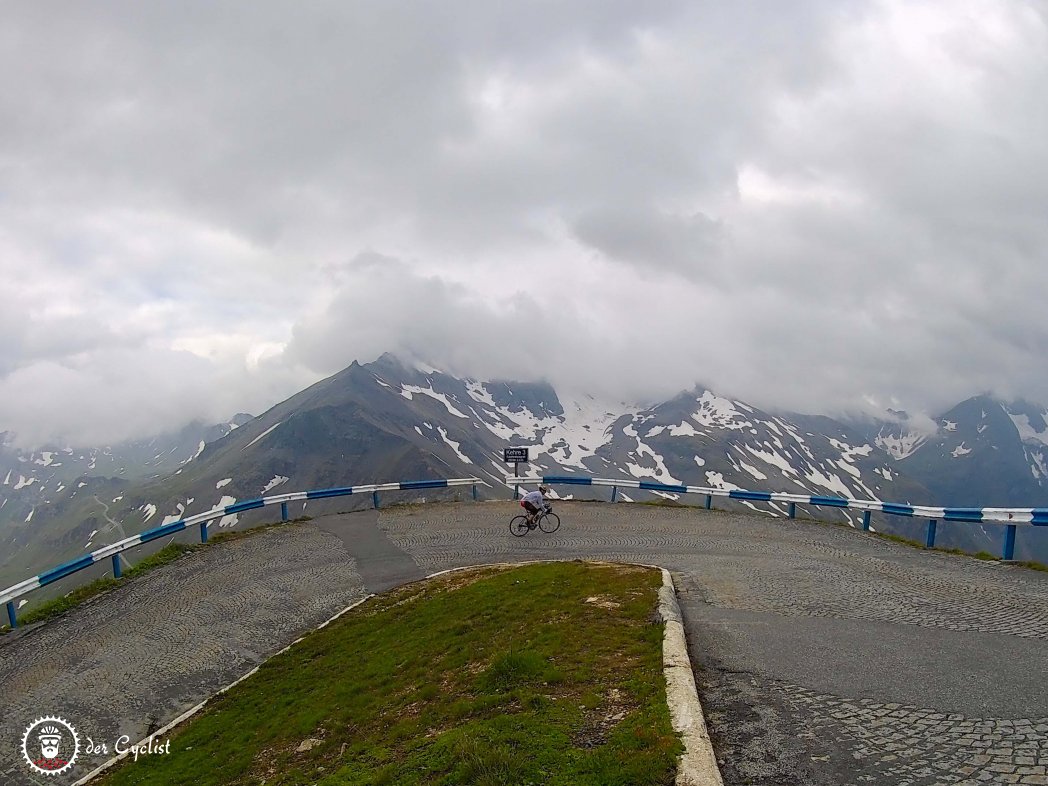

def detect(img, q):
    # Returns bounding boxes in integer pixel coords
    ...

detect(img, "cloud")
[2,1,1048,446]
[572,207,723,279]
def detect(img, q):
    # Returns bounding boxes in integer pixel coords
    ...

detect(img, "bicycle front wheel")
[510,516,530,537]
[538,512,560,533]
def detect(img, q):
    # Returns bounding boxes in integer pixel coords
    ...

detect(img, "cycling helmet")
[538,485,550,494]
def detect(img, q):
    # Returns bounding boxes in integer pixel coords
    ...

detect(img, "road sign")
[503,447,529,463]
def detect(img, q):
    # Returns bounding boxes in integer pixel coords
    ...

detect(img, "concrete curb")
[660,568,724,786]
[72,592,375,784]
[74,560,720,785]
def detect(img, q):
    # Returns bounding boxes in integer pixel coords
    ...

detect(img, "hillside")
[2,354,1047,592]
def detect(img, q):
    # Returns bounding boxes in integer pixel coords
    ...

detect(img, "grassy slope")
[98,562,680,786]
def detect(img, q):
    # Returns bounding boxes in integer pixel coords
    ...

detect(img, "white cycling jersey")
[521,490,546,508]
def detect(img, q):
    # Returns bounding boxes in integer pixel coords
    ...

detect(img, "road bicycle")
[509,503,560,536]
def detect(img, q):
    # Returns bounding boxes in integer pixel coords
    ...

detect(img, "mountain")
[0,415,253,589]
[3,356,1046,599]
[837,396,1048,512]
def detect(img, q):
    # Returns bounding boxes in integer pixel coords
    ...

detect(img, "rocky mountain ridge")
[3,354,1046,593]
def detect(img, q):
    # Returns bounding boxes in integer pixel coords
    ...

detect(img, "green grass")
[97,561,680,786]
[1013,559,1048,572]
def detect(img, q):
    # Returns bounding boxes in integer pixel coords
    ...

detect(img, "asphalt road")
[1,500,1045,785]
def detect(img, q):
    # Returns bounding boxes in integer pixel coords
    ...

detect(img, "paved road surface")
[1,501,1045,785]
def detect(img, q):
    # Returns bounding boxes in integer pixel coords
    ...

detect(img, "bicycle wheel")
[538,512,560,533]
[510,516,530,537]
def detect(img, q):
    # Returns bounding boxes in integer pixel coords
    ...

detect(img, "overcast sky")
[2,1,1047,447]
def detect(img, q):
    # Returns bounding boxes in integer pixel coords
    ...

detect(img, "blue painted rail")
[508,474,1046,562]
[1,477,484,629]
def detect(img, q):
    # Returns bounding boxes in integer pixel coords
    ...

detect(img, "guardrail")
[507,474,1046,561]
[7,470,1044,631]
[1,477,484,629]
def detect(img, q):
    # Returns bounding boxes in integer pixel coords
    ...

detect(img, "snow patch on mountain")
[1029,449,1048,480]
[216,478,232,489]
[464,381,496,407]
[738,459,767,481]
[623,422,681,484]
[402,384,469,418]
[830,439,873,461]
[1008,412,1048,446]
[952,443,972,457]
[742,444,798,477]
[668,421,700,437]
[876,430,926,460]
[216,495,238,527]
[244,422,281,449]
[465,385,630,470]
[691,392,753,431]
[141,504,157,522]
[802,466,852,498]
[438,427,471,464]
[262,475,289,494]
[705,471,741,491]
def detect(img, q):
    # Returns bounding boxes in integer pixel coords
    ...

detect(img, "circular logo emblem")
[21,716,80,776]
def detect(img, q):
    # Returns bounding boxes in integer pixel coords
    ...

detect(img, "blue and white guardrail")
[6,471,1045,631]
[1,477,484,629]
[507,474,1046,561]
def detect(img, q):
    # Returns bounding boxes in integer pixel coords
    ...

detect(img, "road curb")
[660,568,724,786]
[73,559,719,784]
[72,592,375,784]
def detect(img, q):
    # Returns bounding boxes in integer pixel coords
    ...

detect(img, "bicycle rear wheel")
[510,516,530,537]
[538,512,560,533]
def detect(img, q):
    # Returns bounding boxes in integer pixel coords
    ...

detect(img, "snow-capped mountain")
[3,355,1046,595]
[866,396,1048,508]
[0,416,252,586]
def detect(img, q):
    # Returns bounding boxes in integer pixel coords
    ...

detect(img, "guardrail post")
[1003,524,1016,560]
[6,601,15,629]
[112,554,122,579]
[373,491,380,509]
[514,485,520,501]
[281,502,289,522]
[472,483,478,501]
[787,502,796,519]
[925,519,937,548]
[705,494,712,510]
[611,486,618,503]
[862,511,871,531]
[200,521,208,543]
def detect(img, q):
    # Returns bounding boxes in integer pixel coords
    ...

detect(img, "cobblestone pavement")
[0,500,1046,785]
[382,502,1048,785]
[0,526,367,786]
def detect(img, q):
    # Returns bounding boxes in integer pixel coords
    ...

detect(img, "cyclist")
[520,485,552,528]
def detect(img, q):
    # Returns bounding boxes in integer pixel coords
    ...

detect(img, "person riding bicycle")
[520,485,552,528]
